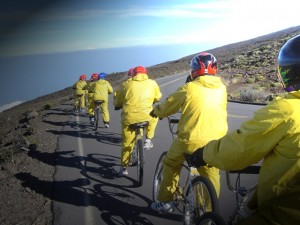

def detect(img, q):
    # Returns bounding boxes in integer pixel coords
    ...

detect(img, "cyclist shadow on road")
[81,153,140,188]
[14,172,181,224]
[94,131,122,146]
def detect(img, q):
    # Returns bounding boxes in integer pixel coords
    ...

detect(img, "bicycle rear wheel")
[197,212,226,225]
[94,107,99,131]
[152,151,167,201]
[184,176,219,225]
[136,138,144,186]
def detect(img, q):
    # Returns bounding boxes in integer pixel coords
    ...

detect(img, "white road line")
[76,116,94,225]
[228,114,249,119]
[159,77,185,87]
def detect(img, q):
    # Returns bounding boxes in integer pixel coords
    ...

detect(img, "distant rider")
[72,74,87,113]
[114,66,162,176]
[83,73,99,125]
[93,72,113,128]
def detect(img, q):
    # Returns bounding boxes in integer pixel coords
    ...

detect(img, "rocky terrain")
[0,26,300,225]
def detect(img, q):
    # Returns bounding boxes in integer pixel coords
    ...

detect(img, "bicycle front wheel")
[94,107,99,131]
[152,151,167,201]
[136,138,144,186]
[184,176,219,225]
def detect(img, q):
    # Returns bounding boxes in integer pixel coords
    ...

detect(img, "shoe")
[151,201,175,213]
[90,117,95,125]
[144,139,153,150]
[190,167,199,176]
[104,122,109,128]
[118,167,128,176]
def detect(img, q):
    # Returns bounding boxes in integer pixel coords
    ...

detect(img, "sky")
[0,0,299,110]
[1,0,300,57]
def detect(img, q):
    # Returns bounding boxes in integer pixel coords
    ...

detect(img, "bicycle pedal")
[128,161,137,166]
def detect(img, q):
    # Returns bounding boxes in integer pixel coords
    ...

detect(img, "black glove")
[115,106,122,110]
[184,147,206,168]
[149,109,157,118]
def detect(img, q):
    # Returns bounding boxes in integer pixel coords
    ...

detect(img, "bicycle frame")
[129,121,149,187]
[226,166,260,224]
[94,100,104,131]
[152,116,220,224]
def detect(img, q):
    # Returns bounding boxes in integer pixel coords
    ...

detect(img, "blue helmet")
[98,72,107,80]
[278,34,300,92]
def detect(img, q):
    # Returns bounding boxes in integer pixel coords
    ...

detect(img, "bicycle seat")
[169,118,179,123]
[129,121,149,129]
[229,165,260,174]
[76,94,83,97]
[94,100,104,105]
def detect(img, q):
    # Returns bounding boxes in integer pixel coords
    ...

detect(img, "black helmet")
[190,52,217,80]
[278,34,300,91]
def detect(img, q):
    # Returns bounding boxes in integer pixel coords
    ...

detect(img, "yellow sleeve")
[203,100,288,170]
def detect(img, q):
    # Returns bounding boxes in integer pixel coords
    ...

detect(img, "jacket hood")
[193,75,223,89]
[132,73,148,81]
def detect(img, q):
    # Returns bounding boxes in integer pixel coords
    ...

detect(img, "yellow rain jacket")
[204,91,300,225]
[83,80,97,117]
[73,79,87,108]
[93,79,113,122]
[114,78,132,100]
[114,73,161,125]
[93,79,113,101]
[73,80,87,96]
[153,75,228,202]
[114,73,162,167]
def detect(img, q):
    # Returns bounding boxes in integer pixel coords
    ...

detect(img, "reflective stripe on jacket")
[153,75,228,148]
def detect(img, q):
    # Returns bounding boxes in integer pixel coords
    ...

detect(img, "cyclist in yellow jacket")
[114,66,162,176]
[185,35,300,225]
[83,73,99,125]
[72,74,87,113]
[93,72,113,128]
[150,52,228,212]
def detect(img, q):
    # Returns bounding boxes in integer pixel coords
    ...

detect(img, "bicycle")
[152,116,219,225]
[128,121,149,187]
[93,100,104,131]
[197,165,260,225]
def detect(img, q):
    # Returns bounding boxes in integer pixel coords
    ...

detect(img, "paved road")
[53,73,264,225]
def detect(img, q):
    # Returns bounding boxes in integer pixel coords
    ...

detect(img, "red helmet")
[127,68,134,77]
[79,74,87,81]
[190,52,217,79]
[91,73,98,80]
[133,66,147,76]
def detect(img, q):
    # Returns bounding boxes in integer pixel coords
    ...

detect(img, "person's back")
[174,76,227,143]
[121,73,161,125]
[93,78,113,101]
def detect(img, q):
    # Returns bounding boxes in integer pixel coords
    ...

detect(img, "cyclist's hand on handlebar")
[184,147,206,168]
[149,109,157,118]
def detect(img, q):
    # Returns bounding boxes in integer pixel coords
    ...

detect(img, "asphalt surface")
[53,74,263,225]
